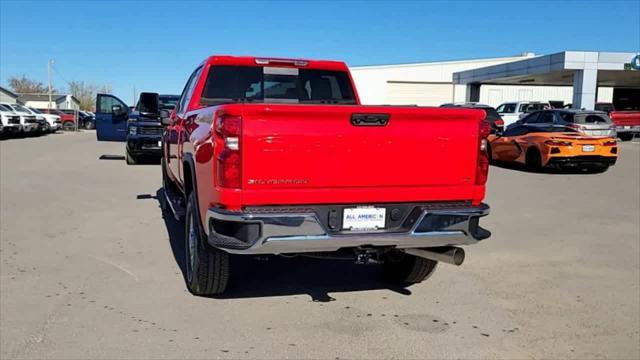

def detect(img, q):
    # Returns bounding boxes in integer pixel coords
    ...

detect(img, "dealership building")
[350,51,639,110]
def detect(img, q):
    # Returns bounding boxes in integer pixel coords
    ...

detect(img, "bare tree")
[68,81,113,110]
[8,74,111,110]
[97,84,112,94]
[8,74,53,94]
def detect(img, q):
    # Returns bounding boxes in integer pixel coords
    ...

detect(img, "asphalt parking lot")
[1,131,639,359]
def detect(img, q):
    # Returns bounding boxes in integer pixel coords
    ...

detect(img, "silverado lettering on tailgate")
[247,178,310,185]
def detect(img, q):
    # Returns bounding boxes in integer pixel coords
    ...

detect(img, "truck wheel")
[84,121,95,130]
[383,250,437,285]
[62,122,75,131]
[185,193,229,295]
[126,150,137,165]
[525,148,542,171]
[618,133,634,141]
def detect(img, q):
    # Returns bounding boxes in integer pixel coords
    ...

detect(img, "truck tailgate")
[239,104,485,205]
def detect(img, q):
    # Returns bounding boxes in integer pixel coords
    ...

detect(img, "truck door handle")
[351,114,390,126]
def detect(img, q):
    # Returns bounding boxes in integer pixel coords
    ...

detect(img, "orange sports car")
[488,124,617,172]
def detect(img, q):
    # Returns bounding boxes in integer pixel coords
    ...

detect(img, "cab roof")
[203,55,350,71]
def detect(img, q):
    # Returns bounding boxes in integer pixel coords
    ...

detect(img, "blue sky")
[1,0,638,104]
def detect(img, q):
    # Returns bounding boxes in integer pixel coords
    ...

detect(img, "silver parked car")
[514,109,616,138]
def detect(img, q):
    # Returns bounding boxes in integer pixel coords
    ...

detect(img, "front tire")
[383,250,438,285]
[62,122,75,131]
[185,193,229,295]
[84,120,95,130]
[125,150,137,165]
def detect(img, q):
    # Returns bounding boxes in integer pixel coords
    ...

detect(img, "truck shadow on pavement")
[99,154,161,165]
[99,155,126,160]
[147,189,413,302]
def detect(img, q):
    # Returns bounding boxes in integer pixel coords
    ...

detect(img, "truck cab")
[96,93,179,164]
[496,101,551,127]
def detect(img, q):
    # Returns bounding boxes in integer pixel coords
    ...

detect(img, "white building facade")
[18,94,81,110]
[350,53,615,108]
[0,86,21,104]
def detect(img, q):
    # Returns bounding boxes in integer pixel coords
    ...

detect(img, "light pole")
[47,59,53,111]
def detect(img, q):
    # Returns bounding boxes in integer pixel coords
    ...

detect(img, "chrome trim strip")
[205,204,489,255]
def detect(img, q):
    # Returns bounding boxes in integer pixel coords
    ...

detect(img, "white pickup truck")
[496,101,550,127]
[26,107,61,132]
[0,103,39,133]
[0,104,23,134]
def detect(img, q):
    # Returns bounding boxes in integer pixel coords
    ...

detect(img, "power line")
[50,64,73,88]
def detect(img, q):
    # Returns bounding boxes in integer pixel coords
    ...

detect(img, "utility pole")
[133,85,136,107]
[47,59,53,111]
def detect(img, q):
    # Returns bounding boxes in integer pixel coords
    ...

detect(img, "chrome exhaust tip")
[405,247,465,266]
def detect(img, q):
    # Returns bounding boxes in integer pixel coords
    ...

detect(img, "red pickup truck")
[160,56,491,295]
[37,108,76,131]
[595,103,640,141]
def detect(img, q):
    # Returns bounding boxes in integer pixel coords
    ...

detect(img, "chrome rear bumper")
[205,203,490,255]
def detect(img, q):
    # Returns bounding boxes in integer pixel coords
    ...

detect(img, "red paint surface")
[610,111,640,127]
[163,55,488,219]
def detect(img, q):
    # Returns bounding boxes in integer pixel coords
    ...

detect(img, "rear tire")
[383,250,438,285]
[185,193,229,295]
[84,120,95,130]
[618,133,634,142]
[62,122,74,131]
[526,148,542,171]
[126,150,137,165]
[588,165,610,174]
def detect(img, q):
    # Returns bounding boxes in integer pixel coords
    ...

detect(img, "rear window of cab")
[201,66,356,104]
[560,113,611,124]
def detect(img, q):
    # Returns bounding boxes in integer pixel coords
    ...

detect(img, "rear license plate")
[343,207,386,230]
[582,145,595,152]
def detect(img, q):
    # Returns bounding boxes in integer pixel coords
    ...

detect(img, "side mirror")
[160,110,171,126]
[138,92,160,118]
[112,105,123,116]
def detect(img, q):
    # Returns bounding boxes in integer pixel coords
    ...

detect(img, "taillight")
[479,120,492,138]
[494,119,504,128]
[602,140,617,146]
[215,113,242,188]
[544,140,573,146]
[475,121,491,186]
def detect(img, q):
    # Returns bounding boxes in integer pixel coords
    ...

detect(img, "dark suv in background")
[440,102,504,133]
